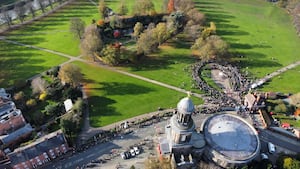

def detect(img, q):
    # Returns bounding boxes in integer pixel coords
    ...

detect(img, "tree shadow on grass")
[96,82,155,95]
[88,96,120,126]
[237,59,282,68]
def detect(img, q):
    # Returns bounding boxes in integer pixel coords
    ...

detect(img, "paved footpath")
[252,60,300,87]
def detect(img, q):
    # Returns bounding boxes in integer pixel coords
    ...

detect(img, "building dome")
[203,113,260,168]
[177,97,194,114]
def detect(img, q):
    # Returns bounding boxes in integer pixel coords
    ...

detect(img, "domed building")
[158,97,260,168]
[202,113,260,168]
[159,97,205,167]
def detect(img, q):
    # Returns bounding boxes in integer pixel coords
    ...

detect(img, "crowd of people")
[191,61,251,113]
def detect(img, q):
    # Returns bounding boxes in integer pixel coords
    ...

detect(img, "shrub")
[26,99,37,107]
[39,92,47,101]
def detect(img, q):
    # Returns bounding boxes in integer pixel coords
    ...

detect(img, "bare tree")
[117,0,128,15]
[70,17,85,39]
[133,0,156,15]
[14,1,26,23]
[48,0,53,10]
[1,6,12,27]
[31,77,48,94]
[80,24,103,60]
[25,0,36,18]
[38,0,46,13]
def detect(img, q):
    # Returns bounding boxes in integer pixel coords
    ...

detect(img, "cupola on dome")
[177,97,194,114]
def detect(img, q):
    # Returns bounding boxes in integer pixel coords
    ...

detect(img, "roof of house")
[0,102,15,116]
[0,113,26,136]
[245,93,256,106]
[8,131,67,165]
[0,124,33,145]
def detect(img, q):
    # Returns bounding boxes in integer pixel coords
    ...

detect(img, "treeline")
[0,0,66,27]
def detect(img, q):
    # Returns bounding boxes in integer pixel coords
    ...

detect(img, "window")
[181,135,186,142]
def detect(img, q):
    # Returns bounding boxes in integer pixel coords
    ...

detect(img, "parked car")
[268,142,276,154]
[130,149,136,157]
[133,146,140,155]
[121,151,131,160]
[261,153,268,160]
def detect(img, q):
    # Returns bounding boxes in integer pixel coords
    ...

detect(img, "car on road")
[268,142,276,154]
[121,151,131,160]
[133,146,140,155]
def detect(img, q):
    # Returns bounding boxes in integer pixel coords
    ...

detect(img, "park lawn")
[0,41,68,87]
[73,61,203,127]
[6,0,99,56]
[119,35,203,94]
[260,65,300,94]
[103,0,164,15]
[197,0,300,78]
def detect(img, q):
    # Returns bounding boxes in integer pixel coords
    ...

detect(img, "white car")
[130,149,136,157]
[261,153,268,160]
[268,142,276,154]
[133,147,140,155]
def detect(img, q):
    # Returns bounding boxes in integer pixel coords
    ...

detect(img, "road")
[44,113,213,169]
[258,129,300,153]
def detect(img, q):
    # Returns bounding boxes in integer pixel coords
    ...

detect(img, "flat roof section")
[203,114,260,161]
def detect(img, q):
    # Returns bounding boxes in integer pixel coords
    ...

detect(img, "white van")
[268,142,276,154]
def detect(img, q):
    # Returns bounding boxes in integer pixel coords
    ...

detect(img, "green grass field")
[73,61,203,127]
[119,35,203,93]
[197,0,300,79]
[101,0,164,15]
[260,65,300,93]
[0,41,67,87]
[6,0,99,56]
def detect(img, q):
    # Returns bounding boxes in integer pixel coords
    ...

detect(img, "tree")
[47,0,53,10]
[153,23,169,45]
[174,0,195,13]
[100,45,120,65]
[14,91,25,101]
[80,24,103,60]
[26,0,36,18]
[161,0,169,12]
[137,27,158,55]
[31,77,48,95]
[98,0,106,18]
[192,35,229,61]
[186,8,205,25]
[167,0,175,13]
[290,92,300,107]
[42,102,62,116]
[26,99,37,108]
[133,0,156,15]
[133,22,144,39]
[184,21,202,40]
[14,1,26,23]
[38,0,46,13]
[70,17,85,39]
[117,0,128,15]
[58,63,83,87]
[1,6,12,27]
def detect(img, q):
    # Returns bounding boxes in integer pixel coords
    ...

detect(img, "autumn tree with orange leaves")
[167,0,175,13]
